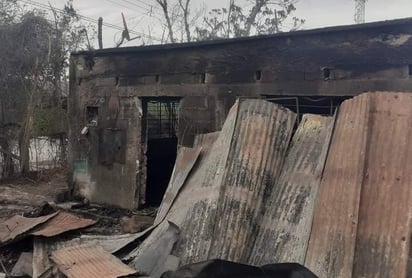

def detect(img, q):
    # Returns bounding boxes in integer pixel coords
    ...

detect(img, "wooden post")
[98,17,103,49]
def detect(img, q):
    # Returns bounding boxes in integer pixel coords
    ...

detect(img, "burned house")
[68,18,412,209]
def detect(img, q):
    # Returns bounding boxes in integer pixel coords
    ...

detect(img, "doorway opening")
[142,97,180,206]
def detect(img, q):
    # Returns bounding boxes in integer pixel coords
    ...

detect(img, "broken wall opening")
[142,97,180,206]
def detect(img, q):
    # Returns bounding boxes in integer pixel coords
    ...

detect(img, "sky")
[25,0,412,48]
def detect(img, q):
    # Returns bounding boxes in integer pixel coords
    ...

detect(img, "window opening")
[323,68,331,79]
[255,70,262,81]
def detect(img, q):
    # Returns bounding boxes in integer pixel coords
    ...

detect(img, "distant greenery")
[32,108,68,137]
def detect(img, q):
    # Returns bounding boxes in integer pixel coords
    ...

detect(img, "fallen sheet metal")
[51,244,137,278]
[193,131,220,150]
[352,92,412,278]
[80,233,144,254]
[31,212,96,237]
[207,99,296,262]
[0,212,58,246]
[10,252,33,277]
[129,221,180,278]
[305,94,371,277]
[249,114,335,265]
[33,237,81,278]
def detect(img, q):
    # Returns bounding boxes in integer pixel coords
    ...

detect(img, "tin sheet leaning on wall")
[126,99,297,269]
[305,92,412,278]
[305,94,371,277]
[249,113,335,266]
[351,92,412,278]
[124,93,411,278]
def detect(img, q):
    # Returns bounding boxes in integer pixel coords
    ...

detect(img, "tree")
[196,0,305,40]
[0,1,92,177]
[155,0,304,43]
[156,0,205,43]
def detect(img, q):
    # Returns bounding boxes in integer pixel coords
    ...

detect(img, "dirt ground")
[0,169,68,222]
[0,168,156,233]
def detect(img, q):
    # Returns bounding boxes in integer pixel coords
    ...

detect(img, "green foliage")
[32,107,67,137]
[195,0,305,41]
[0,0,18,25]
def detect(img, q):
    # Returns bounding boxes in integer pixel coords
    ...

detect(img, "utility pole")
[354,0,367,24]
[98,17,103,49]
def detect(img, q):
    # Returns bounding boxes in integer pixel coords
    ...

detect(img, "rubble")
[10,252,33,277]
[0,93,411,277]
[0,212,58,246]
[51,244,137,278]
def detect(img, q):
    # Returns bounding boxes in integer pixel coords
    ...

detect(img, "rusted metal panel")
[352,92,412,278]
[79,233,145,254]
[154,147,202,226]
[32,212,96,237]
[249,114,335,265]
[305,94,371,277]
[33,237,81,278]
[171,100,240,265]
[207,99,296,262]
[123,132,221,264]
[10,252,33,277]
[133,100,296,266]
[193,131,220,149]
[51,244,137,278]
[0,212,58,246]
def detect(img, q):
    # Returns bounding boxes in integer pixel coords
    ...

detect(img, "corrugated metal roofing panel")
[352,92,412,277]
[249,114,335,265]
[51,244,137,278]
[129,100,296,266]
[32,212,96,237]
[207,99,296,262]
[173,101,240,265]
[193,131,220,149]
[0,212,58,246]
[305,94,371,277]
[155,147,202,226]
[123,132,220,263]
[33,236,81,278]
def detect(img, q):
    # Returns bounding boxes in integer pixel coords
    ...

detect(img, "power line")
[17,0,162,41]
[107,0,165,22]
[134,0,162,11]
[104,0,164,23]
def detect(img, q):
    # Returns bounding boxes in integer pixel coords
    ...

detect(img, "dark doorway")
[142,97,180,206]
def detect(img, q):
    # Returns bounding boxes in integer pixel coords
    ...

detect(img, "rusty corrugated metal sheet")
[207,99,296,262]
[171,100,240,265]
[32,212,96,237]
[0,212,58,246]
[352,92,412,278]
[51,244,137,278]
[124,132,221,263]
[305,94,371,277]
[128,100,296,266]
[154,147,202,226]
[249,114,335,265]
[193,131,220,149]
[33,236,81,277]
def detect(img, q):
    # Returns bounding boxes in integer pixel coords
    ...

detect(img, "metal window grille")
[146,99,180,140]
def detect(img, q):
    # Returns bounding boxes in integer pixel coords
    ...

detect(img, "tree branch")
[156,0,176,43]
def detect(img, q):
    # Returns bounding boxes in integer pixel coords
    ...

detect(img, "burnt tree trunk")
[0,136,15,178]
